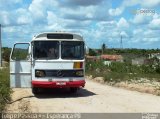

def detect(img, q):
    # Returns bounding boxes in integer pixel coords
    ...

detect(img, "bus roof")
[32,32,83,41]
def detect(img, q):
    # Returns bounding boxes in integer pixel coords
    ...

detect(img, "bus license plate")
[56,82,66,85]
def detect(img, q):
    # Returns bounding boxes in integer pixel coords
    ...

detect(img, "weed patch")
[0,68,12,112]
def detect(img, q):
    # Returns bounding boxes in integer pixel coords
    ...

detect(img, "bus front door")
[10,43,31,88]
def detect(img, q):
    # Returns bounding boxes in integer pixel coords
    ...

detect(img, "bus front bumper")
[31,80,85,88]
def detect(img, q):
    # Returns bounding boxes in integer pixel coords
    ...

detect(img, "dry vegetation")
[86,60,160,96]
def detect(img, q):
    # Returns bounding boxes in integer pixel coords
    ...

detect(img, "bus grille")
[35,69,84,77]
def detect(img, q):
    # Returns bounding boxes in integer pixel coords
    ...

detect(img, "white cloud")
[1,0,160,49]
[17,16,31,25]
[16,8,32,24]
[124,0,160,8]
[110,30,128,38]
[130,28,160,46]
[0,11,10,25]
[0,0,22,10]
[111,31,120,38]
[108,8,123,16]
[117,17,129,29]
[144,30,159,37]
[28,0,46,20]
[120,31,128,37]
[113,0,160,16]
[3,27,15,33]
[133,28,160,38]
[131,14,152,25]
[47,11,59,25]
[149,18,160,30]
[141,0,160,8]
[133,28,143,36]
[28,0,58,23]
[121,0,140,7]
[0,8,32,26]
[61,0,111,21]
[153,13,160,19]
[47,11,92,30]
[132,15,144,24]
[96,21,117,31]
[142,38,159,42]
[63,0,103,6]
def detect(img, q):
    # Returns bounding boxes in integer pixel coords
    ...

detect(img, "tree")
[2,47,11,62]
[89,48,97,56]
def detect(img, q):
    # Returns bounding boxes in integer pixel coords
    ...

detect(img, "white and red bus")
[10,32,86,94]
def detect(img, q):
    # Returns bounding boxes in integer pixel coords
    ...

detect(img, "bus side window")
[11,43,30,60]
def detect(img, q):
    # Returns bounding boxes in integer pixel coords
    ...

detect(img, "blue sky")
[0,0,160,49]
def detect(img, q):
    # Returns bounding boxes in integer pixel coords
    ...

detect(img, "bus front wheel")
[32,87,40,94]
[70,87,79,93]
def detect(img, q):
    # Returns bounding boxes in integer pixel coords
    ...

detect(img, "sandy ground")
[6,79,160,113]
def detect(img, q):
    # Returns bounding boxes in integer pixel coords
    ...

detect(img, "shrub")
[104,72,124,82]
[156,63,160,74]
[0,68,11,112]
[86,60,160,82]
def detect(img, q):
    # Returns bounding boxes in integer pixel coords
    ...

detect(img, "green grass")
[0,68,12,112]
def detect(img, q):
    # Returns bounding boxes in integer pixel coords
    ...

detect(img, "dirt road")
[7,79,160,113]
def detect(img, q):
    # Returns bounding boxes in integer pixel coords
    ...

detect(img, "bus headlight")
[35,70,45,77]
[76,70,84,76]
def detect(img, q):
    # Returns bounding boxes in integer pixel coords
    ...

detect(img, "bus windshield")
[33,41,59,59]
[61,41,84,59]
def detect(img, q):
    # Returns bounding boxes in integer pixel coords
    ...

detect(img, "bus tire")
[70,87,78,93]
[32,87,40,94]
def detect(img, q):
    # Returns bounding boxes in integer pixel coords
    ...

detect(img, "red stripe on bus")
[32,80,85,88]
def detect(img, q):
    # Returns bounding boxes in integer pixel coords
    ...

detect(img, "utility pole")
[120,34,123,49]
[0,24,2,67]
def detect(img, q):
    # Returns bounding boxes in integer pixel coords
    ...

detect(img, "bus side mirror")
[85,46,89,55]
